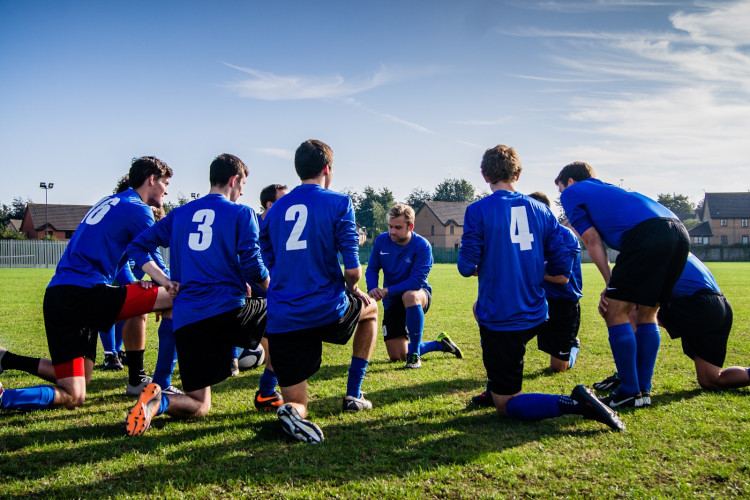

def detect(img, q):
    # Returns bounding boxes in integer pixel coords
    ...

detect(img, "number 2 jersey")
[127,193,268,331]
[458,190,575,331]
[260,183,360,334]
[49,188,155,288]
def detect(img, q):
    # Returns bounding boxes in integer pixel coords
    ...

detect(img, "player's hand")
[154,311,162,322]
[367,288,387,301]
[598,289,609,317]
[473,265,479,276]
[246,283,253,297]
[136,280,154,289]
[349,285,371,306]
[164,280,180,298]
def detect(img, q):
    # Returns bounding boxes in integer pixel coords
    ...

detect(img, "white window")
[720,219,728,227]
[721,235,728,244]
[743,236,749,245]
[742,219,749,227]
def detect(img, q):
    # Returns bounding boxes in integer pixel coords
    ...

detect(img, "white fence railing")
[0,240,68,268]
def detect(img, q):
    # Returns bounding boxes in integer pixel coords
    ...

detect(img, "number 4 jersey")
[457,190,575,331]
[127,193,268,330]
[260,183,360,334]
[49,188,156,288]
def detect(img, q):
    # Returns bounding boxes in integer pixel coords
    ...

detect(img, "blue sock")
[569,345,580,369]
[635,323,660,393]
[346,356,369,398]
[419,340,442,355]
[156,393,170,416]
[153,318,176,388]
[608,323,639,396]
[259,368,278,397]
[232,346,242,359]
[505,394,563,420]
[99,326,116,353]
[114,321,124,352]
[405,305,424,355]
[1,385,56,410]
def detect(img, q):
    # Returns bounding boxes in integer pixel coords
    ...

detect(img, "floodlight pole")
[39,181,54,238]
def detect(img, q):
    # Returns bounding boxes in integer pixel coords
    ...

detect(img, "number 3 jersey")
[49,188,155,289]
[457,190,575,331]
[127,193,268,330]
[260,183,360,334]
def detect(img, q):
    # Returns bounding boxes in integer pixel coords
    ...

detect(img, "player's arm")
[580,226,611,285]
[365,237,386,301]
[336,198,371,305]
[457,205,482,277]
[544,274,570,284]
[259,215,275,270]
[127,214,180,296]
[237,208,270,289]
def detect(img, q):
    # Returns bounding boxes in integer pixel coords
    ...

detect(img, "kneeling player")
[366,204,462,369]
[124,153,269,436]
[595,253,748,395]
[0,156,174,412]
[458,145,623,431]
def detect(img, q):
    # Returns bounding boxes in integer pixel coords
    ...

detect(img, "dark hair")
[294,139,333,180]
[129,157,172,189]
[260,184,287,209]
[528,191,551,207]
[210,154,248,186]
[480,145,522,184]
[113,175,130,194]
[555,162,595,186]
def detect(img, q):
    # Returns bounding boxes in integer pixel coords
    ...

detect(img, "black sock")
[127,350,145,385]
[3,351,42,376]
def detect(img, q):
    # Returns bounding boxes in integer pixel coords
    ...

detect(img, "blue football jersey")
[560,178,676,250]
[541,225,583,302]
[672,253,721,297]
[458,190,575,331]
[49,188,155,288]
[127,193,268,330]
[365,231,433,309]
[260,184,360,333]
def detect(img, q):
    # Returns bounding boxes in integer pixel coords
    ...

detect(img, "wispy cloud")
[344,97,433,134]
[452,118,513,126]
[525,0,750,195]
[222,63,393,100]
[254,148,294,160]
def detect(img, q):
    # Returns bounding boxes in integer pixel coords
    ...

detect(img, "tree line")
[0,187,703,241]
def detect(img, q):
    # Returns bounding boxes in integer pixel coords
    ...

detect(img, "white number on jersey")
[510,206,535,251]
[84,197,120,225]
[188,209,215,251]
[285,204,308,251]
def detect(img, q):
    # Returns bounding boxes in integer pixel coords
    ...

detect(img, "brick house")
[413,201,469,249]
[689,192,750,245]
[21,203,92,240]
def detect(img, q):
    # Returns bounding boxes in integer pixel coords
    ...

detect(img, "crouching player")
[0,157,175,412]
[124,153,269,436]
[595,253,748,394]
[366,204,462,369]
[458,145,623,431]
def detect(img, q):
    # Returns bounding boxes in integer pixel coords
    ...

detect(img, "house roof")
[688,220,713,237]
[704,192,750,219]
[417,201,469,226]
[26,204,92,231]
[7,219,22,231]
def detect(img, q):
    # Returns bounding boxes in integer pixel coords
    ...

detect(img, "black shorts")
[480,322,545,396]
[382,289,432,341]
[537,299,580,361]
[267,292,363,388]
[657,291,732,367]
[606,217,689,307]
[44,284,128,365]
[174,298,266,392]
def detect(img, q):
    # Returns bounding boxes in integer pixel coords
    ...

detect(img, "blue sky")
[1,0,748,212]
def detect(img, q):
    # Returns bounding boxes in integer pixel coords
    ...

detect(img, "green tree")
[432,178,475,202]
[405,188,432,211]
[355,186,395,241]
[657,193,696,220]
[163,192,190,214]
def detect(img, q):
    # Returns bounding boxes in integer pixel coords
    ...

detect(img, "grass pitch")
[1,263,750,498]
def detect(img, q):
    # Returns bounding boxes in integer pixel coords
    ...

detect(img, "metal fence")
[1,240,748,269]
[0,240,68,268]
